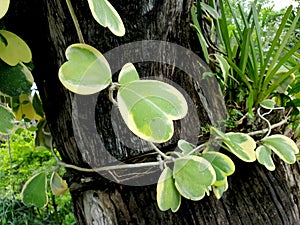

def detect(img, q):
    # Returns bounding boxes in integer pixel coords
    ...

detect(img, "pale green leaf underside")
[225,132,256,162]
[87,0,125,36]
[58,43,112,95]
[157,167,181,212]
[0,30,32,66]
[117,80,188,143]
[0,105,15,135]
[50,172,68,196]
[21,172,48,208]
[263,134,299,164]
[0,0,10,19]
[256,145,275,171]
[173,156,216,200]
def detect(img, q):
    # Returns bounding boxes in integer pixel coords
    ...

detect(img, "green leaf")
[211,166,227,187]
[87,0,125,36]
[212,180,228,199]
[201,152,235,187]
[0,61,34,97]
[224,132,256,162]
[21,172,48,208]
[271,70,295,94]
[200,2,220,19]
[50,172,68,196]
[247,90,254,117]
[210,126,228,141]
[0,30,32,66]
[260,99,276,110]
[117,68,188,143]
[215,54,229,82]
[58,43,112,95]
[156,167,181,212]
[262,134,299,164]
[201,152,235,176]
[173,156,216,200]
[0,0,10,19]
[13,94,37,121]
[32,92,44,118]
[256,145,275,171]
[177,139,194,154]
[0,105,15,135]
[190,4,210,63]
[118,63,139,85]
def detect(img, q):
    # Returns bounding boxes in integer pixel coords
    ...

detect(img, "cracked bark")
[4,0,300,224]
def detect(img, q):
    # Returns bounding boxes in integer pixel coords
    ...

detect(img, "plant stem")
[148,142,172,160]
[187,143,207,156]
[248,108,288,137]
[57,159,164,173]
[108,83,120,105]
[66,0,85,43]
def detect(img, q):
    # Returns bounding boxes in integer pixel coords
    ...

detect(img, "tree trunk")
[5,0,300,224]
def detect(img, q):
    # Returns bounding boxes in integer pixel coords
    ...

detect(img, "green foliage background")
[0,127,75,225]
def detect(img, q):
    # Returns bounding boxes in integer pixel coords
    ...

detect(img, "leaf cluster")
[191,0,300,115]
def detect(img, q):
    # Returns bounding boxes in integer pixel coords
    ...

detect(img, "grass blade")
[239,28,251,74]
[251,4,264,69]
[219,0,232,58]
[265,8,300,78]
[260,6,293,76]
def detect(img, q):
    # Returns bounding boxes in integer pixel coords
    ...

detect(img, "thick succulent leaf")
[50,172,68,196]
[21,172,48,208]
[0,0,9,19]
[117,79,188,143]
[0,30,32,66]
[0,61,33,97]
[212,180,228,199]
[177,139,194,154]
[224,132,256,162]
[211,166,227,187]
[262,134,299,164]
[201,152,235,176]
[87,0,125,36]
[256,145,275,171]
[260,99,276,110]
[0,105,15,135]
[156,167,181,212]
[118,63,139,85]
[58,43,112,95]
[173,156,216,200]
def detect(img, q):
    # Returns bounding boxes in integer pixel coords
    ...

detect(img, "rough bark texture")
[4,0,300,224]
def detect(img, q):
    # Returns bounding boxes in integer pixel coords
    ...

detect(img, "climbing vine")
[0,0,299,214]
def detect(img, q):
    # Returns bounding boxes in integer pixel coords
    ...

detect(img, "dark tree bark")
[4,0,300,224]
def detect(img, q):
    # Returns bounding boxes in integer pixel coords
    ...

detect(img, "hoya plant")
[1,0,299,219]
